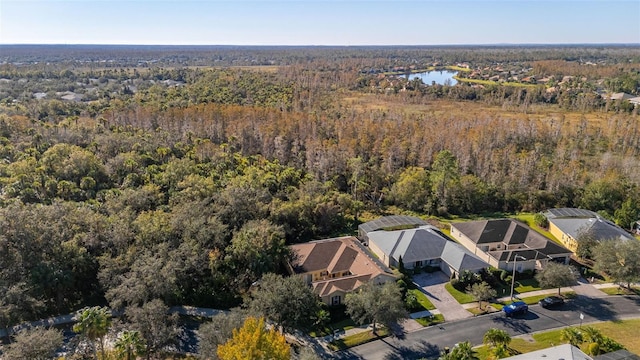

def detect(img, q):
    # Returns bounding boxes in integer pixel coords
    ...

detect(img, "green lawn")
[327,328,390,351]
[444,283,476,304]
[409,288,437,310]
[600,286,640,296]
[415,314,445,327]
[513,213,562,244]
[475,319,640,359]
[492,291,576,310]
[310,318,356,337]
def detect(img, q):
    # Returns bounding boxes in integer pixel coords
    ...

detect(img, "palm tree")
[491,344,511,360]
[115,330,146,360]
[449,341,480,360]
[560,327,584,347]
[73,306,111,360]
[483,328,511,349]
[581,326,603,344]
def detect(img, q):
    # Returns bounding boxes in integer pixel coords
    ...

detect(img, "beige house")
[287,236,396,306]
[450,219,572,272]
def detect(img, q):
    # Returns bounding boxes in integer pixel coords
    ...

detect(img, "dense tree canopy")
[0,46,638,332]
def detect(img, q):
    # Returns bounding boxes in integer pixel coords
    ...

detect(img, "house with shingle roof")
[287,236,396,306]
[543,208,635,252]
[450,219,572,272]
[365,224,488,278]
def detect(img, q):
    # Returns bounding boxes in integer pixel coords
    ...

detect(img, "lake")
[405,70,458,86]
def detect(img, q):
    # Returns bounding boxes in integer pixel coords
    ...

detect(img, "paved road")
[339,295,640,360]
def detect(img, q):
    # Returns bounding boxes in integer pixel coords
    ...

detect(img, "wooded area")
[0,45,639,343]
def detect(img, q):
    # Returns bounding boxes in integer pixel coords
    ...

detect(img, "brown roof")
[289,236,394,295]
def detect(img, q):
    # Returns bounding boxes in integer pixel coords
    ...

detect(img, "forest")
[0,45,639,355]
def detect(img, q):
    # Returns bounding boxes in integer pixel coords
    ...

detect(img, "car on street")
[503,301,528,317]
[539,296,565,308]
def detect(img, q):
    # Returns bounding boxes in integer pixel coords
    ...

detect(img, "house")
[364,223,488,278]
[543,208,636,252]
[358,215,427,242]
[501,344,640,360]
[500,344,591,360]
[287,236,396,306]
[450,219,572,272]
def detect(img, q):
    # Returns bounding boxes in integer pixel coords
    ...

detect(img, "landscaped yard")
[446,278,544,306]
[600,286,640,296]
[492,291,576,310]
[327,328,390,351]
[408,288,436,310]
[445,282,476,304]
[475,319,640,359]
[415,313,445,327]
[310,318,356,337]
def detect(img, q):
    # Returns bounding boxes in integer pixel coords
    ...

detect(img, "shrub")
[533,213,549,228]
[479,268,500,288]
[405,292,420,312]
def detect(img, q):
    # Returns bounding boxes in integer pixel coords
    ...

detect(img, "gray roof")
[502,344,592,360]
[547,215,635,242]
[358,215,427,235]
[441,241,488,272]
[595,350,640,360]
[544,208,599,219]
[451,219,572,260]
[367,225,488,272]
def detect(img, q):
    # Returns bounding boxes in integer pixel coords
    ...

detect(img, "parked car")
[503,301,528,317]
[539,296,565,308]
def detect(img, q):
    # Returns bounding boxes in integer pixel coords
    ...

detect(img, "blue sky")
[1,0,639,45]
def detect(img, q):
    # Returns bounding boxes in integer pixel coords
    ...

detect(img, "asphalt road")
[338,295,640,360]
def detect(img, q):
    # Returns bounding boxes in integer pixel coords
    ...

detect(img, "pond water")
[405,70,458,86]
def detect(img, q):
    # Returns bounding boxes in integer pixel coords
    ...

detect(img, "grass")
[444,283,476,304]
[600,286,640,296]
[408,288,437,310]
[415,314,445,327]
[327,327,390,351]
[514,278,543,293]
[493,291,576,310]
[309,318,356,337]
[475,319,640,359]
[513,213,561,244]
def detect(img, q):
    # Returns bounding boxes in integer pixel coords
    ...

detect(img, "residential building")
[450,219,572,272]
[358,215,427,242]
[287,236,396,306]
[364,223,488,278]
[501,344,640,360]
[544,208,635,252]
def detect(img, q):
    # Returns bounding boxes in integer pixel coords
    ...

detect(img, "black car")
[539,296,565,308]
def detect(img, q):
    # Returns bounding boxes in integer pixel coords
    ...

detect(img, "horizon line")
[1,42,640,47]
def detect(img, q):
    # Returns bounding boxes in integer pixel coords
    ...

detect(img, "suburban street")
[336,295,640,360]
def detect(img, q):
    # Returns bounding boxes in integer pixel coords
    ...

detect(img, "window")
[331,295,341,305]
[415,260,423,267]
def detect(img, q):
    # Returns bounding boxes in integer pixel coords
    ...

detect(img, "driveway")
[412,271,472,322]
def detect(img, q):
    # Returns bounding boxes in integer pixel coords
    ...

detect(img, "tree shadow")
[388,322,407,340]
[381,339,441,360]
[491,314,533,334]
[570,296,617,322]
[332,349,366,359]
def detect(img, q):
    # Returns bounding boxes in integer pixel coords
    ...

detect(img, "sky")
[1,0,639,46]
